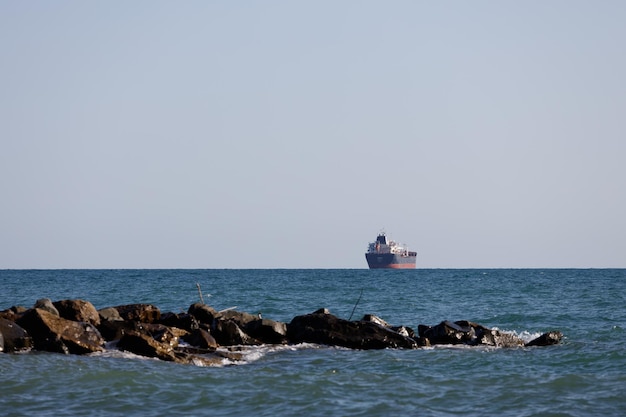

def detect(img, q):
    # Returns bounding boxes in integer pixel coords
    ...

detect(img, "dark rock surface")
[54,299,101,327]
[112,304,161,323]
[16,308,104,354]
[182,328,218,350]
[418,320,562,348]
[1,297,564,366]
[245,318,289,345]
[287,308,423,349]
[0,317,33,352]
[117,330,178,361]
[525,330,563,347]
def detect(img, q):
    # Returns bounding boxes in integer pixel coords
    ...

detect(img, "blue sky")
[2,1,625,268]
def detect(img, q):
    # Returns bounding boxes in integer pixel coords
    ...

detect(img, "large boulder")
[117,330,177,361]
[0,318,33,353]
[245,318,288,345]
[525,331,563,347]
[219,310,258,328]
[212,320,260,346]
[287,308,421,349]
[34,298,59,316]
[98,307,124,322]
[53,299,100,327]
[182,328,218,350]
[362,314,420,340]
[112,304,161,323]
[16,308,104,354]
[187,303,219,325]
[97,319,140,342]
[158,312,199,332]
[138,323,188,348]
[418,321,478,345]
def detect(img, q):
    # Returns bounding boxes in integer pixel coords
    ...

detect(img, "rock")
[182,328,218,350]
[112,304,161,323]
[117,330,177,361]
[213,320,260,346]
[188,303,219,325]
[16,308,104,354]
[34,299,59,317]
[97,318,141,342]
[0,306,28,322]
[418,321,476,345]
[220,310,258,328]
[392,326,416,339]
[0,318,33,353]
[481,329,525,348]
[525,331,563,347]
[53,299,101,327]
[98,307,124,322]
[418,320,526,347]
[244,318,288,344]
[139,323,188,348]
[158,312,199,332]
[362,314,418,339]
[287,309,421,349]
[361,314,390,328]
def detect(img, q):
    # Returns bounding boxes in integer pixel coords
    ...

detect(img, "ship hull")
[365,253,416,269]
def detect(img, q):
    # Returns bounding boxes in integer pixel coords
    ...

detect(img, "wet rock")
[158,312,199,332]
[140,323,188,348]
[418,321,476,345]
[16,308,104,354]
[182,328,218,350]
[117,330,177,361]
[244,318,288,345]
[0,318,33,353]
[418,320,527,347]
[220,310,258,328]
[482,329,525,348]
[112,304,161,323]
[213,320,260,346]
[361,314,390,328]
[97,318,140,342]
[525,331,563,347]
[188,303,219,325]
[287,309,421,349]
[362,314,418,339]
[392,326,417,339]
[53,299,100,327]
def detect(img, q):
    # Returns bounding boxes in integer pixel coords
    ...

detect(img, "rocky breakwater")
[0,299,563,366]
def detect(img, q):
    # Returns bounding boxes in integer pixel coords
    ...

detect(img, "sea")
[1,269,625,417]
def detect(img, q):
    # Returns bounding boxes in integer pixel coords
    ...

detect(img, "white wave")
[216,342,324,366]
[88,341,161,362]
[491,327,542,344]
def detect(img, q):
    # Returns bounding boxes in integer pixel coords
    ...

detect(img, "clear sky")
[2,1,625,268]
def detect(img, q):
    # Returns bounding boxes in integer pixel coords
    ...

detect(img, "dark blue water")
[1,269,625,416]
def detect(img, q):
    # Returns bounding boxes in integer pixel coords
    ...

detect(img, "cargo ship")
[365,232,417,269]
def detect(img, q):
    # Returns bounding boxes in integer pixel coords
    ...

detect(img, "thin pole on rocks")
[196,282,205,304]
[348,288,364,321]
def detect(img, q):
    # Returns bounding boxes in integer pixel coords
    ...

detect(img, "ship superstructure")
[365,232,416,269]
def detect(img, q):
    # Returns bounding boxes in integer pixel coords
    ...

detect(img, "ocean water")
[1,269,625,416]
